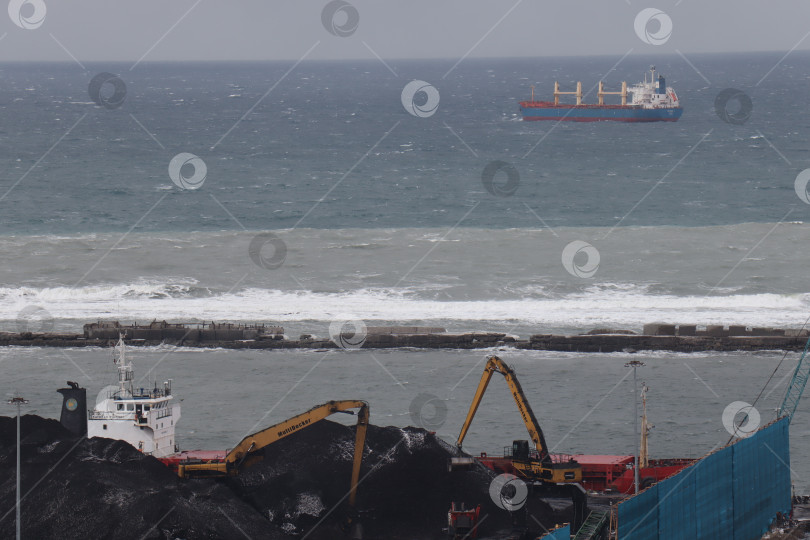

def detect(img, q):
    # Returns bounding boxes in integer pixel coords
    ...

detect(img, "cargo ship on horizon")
[520,65,683,122]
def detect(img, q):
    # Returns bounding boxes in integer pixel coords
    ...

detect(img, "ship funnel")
[657,75,665,94]
[57,381,87,436]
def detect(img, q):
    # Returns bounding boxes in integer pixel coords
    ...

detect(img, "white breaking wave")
[2,282,810,331]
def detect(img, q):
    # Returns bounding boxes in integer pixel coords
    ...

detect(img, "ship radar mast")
[639,383,652,468]
[113,333,134,398]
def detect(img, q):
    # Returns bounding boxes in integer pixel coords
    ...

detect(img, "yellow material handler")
[452,355,581,484]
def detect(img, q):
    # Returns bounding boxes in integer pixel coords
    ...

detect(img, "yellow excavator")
[176,400,369,534]
[453,355,581,484]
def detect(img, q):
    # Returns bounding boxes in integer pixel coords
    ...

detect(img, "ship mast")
[113,333,134,398]
[639,383,650,468]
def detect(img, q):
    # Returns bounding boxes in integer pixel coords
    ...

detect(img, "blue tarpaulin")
[617,483,660,540]
[658,461,697,539]
[538,524,570,539]
[617,417,791,540]
[695,448,734,539]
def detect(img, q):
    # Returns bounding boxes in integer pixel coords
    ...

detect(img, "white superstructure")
[628,65,680,109]
[87,335,180,458]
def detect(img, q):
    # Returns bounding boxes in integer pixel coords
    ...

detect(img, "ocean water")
[1,53,808,233]
[3,53,810,499]
[0,53,809,335]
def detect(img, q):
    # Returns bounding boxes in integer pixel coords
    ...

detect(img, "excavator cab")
[511,440,530,460]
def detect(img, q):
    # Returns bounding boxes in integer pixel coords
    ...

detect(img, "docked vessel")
[86,334,180,458]
[520,66,683,122]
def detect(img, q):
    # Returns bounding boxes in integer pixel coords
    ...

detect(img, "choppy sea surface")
[3,53,810,495]
[0,53,809,335]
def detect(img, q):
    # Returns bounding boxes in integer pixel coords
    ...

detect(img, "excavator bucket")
[448,456,476,472]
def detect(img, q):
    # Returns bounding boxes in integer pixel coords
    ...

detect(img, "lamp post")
[7,396,28,540]
[624,361,645,494]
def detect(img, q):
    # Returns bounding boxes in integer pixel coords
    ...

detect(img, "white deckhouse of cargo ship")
[626,65,680,109]
[87,334,180,458]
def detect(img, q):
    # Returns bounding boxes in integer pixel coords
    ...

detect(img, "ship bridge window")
[127,404,134,411]
[117,404,123,411]
[144,405,150,411]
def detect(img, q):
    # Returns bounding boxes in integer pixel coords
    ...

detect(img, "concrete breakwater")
[83,320,284,341]
[0,321,808,352]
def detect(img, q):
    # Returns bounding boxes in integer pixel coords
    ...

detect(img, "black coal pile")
[227,421,567,540]
[0,415,282,540]
[0,416,574,540]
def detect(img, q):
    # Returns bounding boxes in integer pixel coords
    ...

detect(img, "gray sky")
[2,0,810,63]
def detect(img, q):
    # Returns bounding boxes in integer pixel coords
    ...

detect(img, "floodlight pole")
[7,396,28,540]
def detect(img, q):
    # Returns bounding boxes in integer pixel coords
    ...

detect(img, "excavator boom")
[456,356,550,459]
[225,400,367,466]
[454,356,581,484]
[178,399,370,510]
